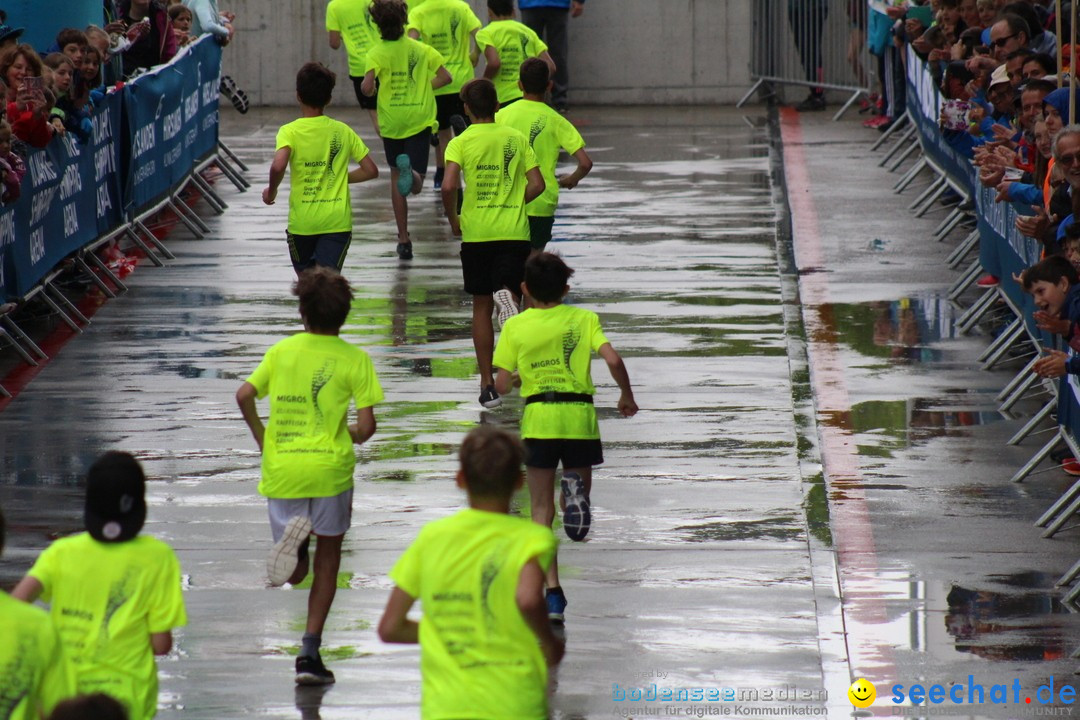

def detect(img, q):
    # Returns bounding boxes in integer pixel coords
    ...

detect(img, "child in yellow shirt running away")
[492,252,637,624]
[378,426,563,720]
[12,452,187,720]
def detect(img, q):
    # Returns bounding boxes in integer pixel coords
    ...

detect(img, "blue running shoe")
[561,472,590,541]
[395,154,414,195]
[546,587,567,625]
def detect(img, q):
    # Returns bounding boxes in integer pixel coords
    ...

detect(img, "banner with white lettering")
[0,90,123,298]
[904,51,1060,373]
[123,36,222,214]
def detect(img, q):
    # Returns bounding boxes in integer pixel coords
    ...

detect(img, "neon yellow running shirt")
[326,0,380,76]
[408,0,482,96]
[390,509,556,720]
[28,533,187,720]
[475,20,547,105]
[496,98,585,217]
[366,37,445,139]
[0,592,75,720]
[275,116,370,235]
[247,332,384,498]
[444,123,538,242]
[493,304,609,439]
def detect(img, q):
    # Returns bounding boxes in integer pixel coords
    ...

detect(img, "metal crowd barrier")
[739,0,872,119]
[867,45,1080,603]
[0,36,248,397]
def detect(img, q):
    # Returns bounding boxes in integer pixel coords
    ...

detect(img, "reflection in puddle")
[821,397,1004,459]
[846,569,1068,666]
[821,296,961,363]
[946,573,1067,661]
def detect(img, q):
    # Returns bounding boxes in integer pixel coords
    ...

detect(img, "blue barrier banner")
[124,36,222,214]
[0,37,220,300]
[1,90,124,299]
[903,49,1065,413]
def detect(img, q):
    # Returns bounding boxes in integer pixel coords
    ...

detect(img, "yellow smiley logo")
[847,678,876,708]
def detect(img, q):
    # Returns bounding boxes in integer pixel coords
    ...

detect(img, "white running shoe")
[493,288,519,330]
[268,515,312,587]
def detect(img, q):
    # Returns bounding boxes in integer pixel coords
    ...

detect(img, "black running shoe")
[449,113,468,136]
[479,384,502,409]
[295,655,335,686]
[396,242,413,260]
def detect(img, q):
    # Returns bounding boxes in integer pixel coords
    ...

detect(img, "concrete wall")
[221,0,753,106]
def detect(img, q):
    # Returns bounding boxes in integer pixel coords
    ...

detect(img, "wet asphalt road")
[1,105,822,718]
[3,101,1080,719]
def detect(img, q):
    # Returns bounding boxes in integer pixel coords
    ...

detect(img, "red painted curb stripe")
[780,107,896,692]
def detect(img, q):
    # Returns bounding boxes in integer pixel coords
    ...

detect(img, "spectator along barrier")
[0,35,248,397]
[878,44,1080,601]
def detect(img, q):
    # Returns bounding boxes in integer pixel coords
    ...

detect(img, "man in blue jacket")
[519,0,584,113]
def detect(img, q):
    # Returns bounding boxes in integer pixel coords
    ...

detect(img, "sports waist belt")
[524,392,594,405]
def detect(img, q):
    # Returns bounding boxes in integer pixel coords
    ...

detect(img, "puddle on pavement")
[814,295,963,364]
[845,568,1071,663]
[820,398,1006,459]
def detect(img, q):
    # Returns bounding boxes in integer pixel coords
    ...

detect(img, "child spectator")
[378,425,564,719]
[361,0,452,260]
[1064,223,1080,273]
[0,120,26,204]
[236,267,383,685]
[44,54,92,142]
[112,0,178,79]
[56,28,89,67]
[976,0,997,30]
[168,5,195,47]
[48,694,128,720]
[442,78,544,407]
[11,451,187,720]
[496,57,591,254]
[82,47,106,102]
[408,0,483,189]
[83,25,119,86]
[1,44,54,147]
[326,0,382,137]
[0,507,77,720]
[262,62,379,275]
[492,252,637,622]
[1017,256,1080,378]
[476,0,555,107]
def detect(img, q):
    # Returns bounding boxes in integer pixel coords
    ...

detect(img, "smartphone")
[19,76,42,93]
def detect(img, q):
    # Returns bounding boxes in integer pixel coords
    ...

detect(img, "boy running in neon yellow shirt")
[407,0,482,189]
[12,452,187,720]
[362,0,452,260]
[263,62,380,276]
[476,0,555,107]
[496,57,592,253]
[378,425,563,720]
[442,78,545,408]
[237,267,384,686]
[0,508,76,720]
[327,0,382,137]
[492,252,637,623]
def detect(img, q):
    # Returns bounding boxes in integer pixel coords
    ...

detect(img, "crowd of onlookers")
[863,0,1079,287]
[0,0,235,205]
